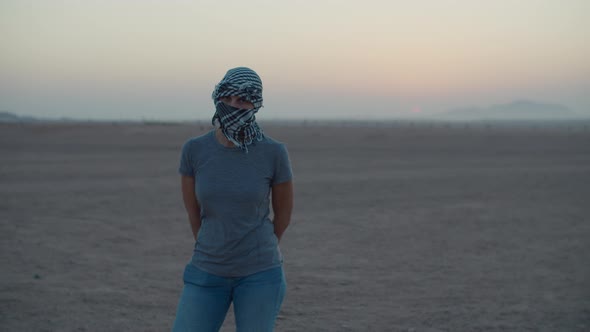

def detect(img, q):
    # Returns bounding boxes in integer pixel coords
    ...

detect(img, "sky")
[1,0,589,121]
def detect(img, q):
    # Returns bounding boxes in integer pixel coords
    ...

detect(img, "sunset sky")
[1,0,589,120]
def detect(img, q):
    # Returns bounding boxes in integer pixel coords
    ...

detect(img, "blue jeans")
[172,264,286,332]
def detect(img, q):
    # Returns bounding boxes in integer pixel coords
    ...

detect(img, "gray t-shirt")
[179,130,293,277]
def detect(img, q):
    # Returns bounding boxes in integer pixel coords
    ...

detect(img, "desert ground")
[1,121,589,331]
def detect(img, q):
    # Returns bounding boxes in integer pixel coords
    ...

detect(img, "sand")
[1,122,589,331]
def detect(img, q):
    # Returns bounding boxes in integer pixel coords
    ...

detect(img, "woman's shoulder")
[180,130,216,157]
[259,134,287,148]
[256,134,289,155]
[183,130,215,147]
[256,134,291,160]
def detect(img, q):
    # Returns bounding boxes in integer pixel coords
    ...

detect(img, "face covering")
[211,67,265,152]
[213,100,264,152]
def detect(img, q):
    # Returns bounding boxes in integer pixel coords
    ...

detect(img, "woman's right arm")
[181,175,201,241]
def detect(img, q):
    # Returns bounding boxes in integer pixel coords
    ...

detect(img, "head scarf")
[211,67,264,152]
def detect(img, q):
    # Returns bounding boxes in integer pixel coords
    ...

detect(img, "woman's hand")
[181,175,202,241]
[271,180,293,242]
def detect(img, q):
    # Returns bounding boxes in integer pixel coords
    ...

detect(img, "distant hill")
[0,111,39,123]
[441,100,579,120]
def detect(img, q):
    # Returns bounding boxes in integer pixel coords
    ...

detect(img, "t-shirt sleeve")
[178,140,195,176]
[272,143,293,185]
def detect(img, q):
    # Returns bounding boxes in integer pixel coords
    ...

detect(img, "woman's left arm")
[272,180,293,242]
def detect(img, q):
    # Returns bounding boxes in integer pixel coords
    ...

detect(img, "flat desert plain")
[1,122,589,332]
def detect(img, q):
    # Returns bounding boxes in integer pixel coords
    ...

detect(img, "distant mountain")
[441,100,579,120]
[0,111,39,123]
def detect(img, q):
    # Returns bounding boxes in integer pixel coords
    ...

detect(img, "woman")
[172,67,294,332]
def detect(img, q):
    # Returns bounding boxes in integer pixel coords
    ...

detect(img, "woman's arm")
[181,175,201,241]
[272,180,294,242]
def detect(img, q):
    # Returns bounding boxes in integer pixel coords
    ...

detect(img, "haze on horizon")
[1,0,589,121]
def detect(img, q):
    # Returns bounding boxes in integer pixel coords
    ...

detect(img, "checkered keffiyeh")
[213,101,264,151]
[212,67,263,109]
[211,67,264,152]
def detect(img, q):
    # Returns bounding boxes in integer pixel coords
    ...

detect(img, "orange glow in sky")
[1,0,589,120]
